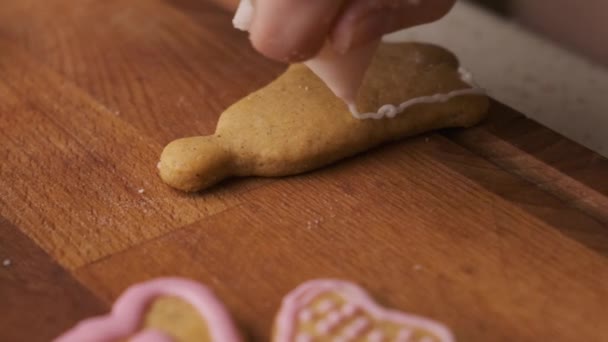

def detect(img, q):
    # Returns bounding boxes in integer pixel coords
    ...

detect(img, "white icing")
[232,0,253,31]
[314,310,344,335]
[276,280,454,342]
[343,317,370,338]
[395,328,413,342]
[341,303,358,317]
[349,67,486,120]
[299,309,314,323]
[316,299,336,314]
[367,329,385,342]
[315,320,332,334]
[458,67,476,86]
[326,311,342,324]
[233,0,484,124]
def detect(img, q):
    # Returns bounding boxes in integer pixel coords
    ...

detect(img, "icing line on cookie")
[234,0,483,123]
[349,67,486,120]
[275,279,455,342]
[56,278,241,342]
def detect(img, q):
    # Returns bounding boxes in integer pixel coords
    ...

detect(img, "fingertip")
[331,8,390,53]
[249,22,325,62]
[330,0,456,53]
[247,0,343,62]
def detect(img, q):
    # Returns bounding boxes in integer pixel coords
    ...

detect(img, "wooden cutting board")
[0,0,607,341]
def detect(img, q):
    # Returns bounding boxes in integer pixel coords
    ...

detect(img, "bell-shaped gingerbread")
[158,42,490,192]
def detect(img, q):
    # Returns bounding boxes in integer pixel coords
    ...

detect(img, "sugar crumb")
[306,217,323,230]
[3,259,11,267]
[137,188,145,194]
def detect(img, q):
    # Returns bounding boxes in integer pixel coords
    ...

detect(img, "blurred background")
[387,0,608,157]
[473,0,607,66]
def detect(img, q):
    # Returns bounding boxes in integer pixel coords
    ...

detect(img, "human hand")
[243,0,455,62]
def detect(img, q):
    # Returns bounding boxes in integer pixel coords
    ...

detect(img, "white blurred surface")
[386,1,608,157]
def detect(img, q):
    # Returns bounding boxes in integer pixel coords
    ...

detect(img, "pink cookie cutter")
[56,277,242,342]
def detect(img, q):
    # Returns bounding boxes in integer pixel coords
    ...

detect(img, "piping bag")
[232,0,379,114]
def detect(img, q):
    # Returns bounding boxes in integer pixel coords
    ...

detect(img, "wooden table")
[1,1,607,341]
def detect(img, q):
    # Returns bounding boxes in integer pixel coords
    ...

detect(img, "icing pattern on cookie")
[234,0,485,123]
[275,279,454,342]
[299,309,314,323]
[349,67,486,120]
[367,329,385,342]
[55,278,241,342]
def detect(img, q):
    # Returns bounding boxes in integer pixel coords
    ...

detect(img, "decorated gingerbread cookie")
[274,279,454,342]
[158,42,489,192]
[55,278,241,342]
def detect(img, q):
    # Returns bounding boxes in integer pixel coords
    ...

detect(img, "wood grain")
[0,0,283,144]
[76,135,608,342]
[447,102,608,225]
[0,218,106,342]
[0,0,606,341]
[0,37,257,269]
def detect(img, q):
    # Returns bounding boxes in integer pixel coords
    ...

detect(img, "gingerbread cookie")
[159,42,489,192]
[274,279,454,342]
[56,278,241,342]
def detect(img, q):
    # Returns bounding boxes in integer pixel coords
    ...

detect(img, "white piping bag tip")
[233,0,254,31]
[303,40,380,111]
[232,0,379,114]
